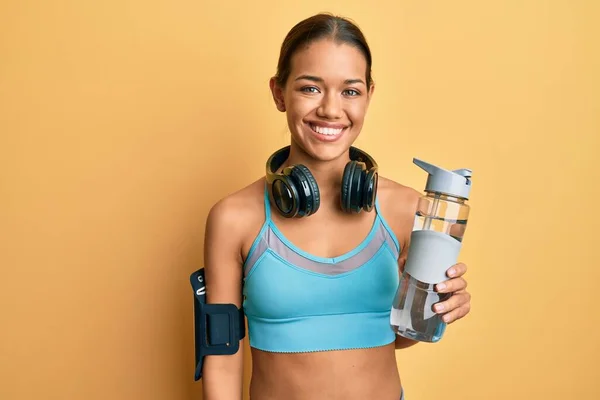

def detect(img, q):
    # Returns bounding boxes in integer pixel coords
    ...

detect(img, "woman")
[202,13,471,400]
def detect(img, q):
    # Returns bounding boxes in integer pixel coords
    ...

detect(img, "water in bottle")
[390,158,473,343]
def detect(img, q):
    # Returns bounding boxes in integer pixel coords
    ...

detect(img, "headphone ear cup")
[341,161,355,213]
[292,165,320,216]
[349,162,366,213]
[363,169,378,212]
[271,174,300,218]
[286,165,319,217]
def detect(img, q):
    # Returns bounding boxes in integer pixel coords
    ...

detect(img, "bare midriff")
[249,343,402,400]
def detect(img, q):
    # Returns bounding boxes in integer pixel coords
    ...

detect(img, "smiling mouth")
[308,123,346,136]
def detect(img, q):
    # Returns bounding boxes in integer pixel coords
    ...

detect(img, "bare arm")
[201,199,245,400]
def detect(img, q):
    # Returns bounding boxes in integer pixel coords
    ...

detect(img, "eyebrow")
[294,75,365,85]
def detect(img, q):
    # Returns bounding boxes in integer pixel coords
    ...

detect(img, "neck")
[280,141,351,204]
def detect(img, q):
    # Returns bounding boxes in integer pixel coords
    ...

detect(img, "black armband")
[190,268,246,381]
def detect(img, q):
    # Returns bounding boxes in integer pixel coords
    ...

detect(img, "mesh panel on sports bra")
[243,221,399,278]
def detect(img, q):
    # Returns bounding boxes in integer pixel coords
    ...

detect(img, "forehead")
[289,39,367,82]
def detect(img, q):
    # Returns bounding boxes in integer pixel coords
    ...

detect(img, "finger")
[446,262,467,278]
[433,291,471,315]
[435,277,468,294]
[440,302,471,324]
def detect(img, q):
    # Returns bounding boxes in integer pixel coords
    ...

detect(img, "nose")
[317,92,343,119]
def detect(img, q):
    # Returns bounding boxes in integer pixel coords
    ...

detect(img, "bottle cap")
[413,158,473,199]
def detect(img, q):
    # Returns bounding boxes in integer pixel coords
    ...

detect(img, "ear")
[363,82,375,113]
[366,82,375,106]
[269,77,286,112]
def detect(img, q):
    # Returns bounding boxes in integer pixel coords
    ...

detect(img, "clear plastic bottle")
[390,158,473,343]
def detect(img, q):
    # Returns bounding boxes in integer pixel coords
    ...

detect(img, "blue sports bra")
[242,185,401,353]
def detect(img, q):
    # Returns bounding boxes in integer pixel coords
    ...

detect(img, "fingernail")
[443,314,451,322]
[448,268,456,276]
[436,283,446,291]
[434,304,445,312]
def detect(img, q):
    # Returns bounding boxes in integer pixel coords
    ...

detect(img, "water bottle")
[390,158,472,343]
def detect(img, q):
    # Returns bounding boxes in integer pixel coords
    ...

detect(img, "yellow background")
[1,1,598,399]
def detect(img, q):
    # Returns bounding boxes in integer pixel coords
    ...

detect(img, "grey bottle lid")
[413,158,473,199]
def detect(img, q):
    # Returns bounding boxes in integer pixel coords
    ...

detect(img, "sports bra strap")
[263,182,272,223]
[374,195,402,253]
[374,194,383,215]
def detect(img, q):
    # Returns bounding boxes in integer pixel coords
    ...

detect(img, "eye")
[300,86,320,93]
[343,89,361,97]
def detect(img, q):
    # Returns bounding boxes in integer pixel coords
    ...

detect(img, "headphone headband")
[266,145,378,180]
[348,146,378,172]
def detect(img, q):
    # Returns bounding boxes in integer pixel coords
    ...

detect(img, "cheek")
[347,101,369,124]
[297,97,319,112]
[286,97,317,122]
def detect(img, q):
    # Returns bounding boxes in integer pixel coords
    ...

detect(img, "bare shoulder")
[376,176,421,256]
[203,178,266,305]
[206,178,264,244]
[206,178,265,228]
[205,177,266,258]
[377,176,420,219]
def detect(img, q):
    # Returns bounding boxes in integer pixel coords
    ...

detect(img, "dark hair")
[274,13,373,88]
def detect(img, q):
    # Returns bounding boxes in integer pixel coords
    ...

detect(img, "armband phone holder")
[190,267,246,381]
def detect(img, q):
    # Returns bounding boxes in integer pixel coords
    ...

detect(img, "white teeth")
[311,124,343,136]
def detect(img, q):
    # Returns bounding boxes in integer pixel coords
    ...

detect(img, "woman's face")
[271,38,374,163]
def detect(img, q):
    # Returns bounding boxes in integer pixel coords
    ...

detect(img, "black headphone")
[265,145,379,218]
